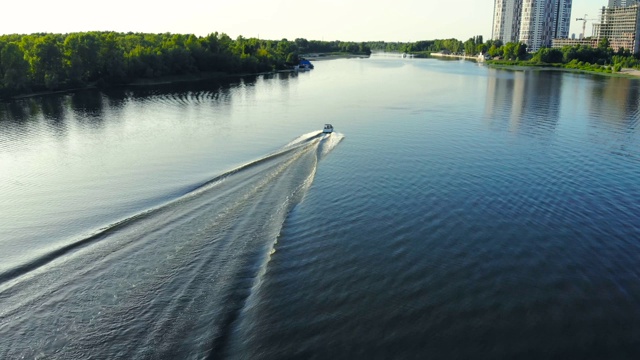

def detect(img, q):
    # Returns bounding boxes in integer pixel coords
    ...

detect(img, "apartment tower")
[492,0,573,52]
[492,0,524,42]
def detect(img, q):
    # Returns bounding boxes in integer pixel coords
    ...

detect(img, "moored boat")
[294,58,314,71]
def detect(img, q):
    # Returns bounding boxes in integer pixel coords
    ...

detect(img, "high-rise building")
[519,0,573,51]
[609,0,638,7]
[555,0,573,38]
[492,0,524,43]
[492,0,573,52]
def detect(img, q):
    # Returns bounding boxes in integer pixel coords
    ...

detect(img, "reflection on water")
[0,74,299,129]
[0,72,304,274]
[484,68,640,139]
[70,90,105,118]
[589,76,640,130]
[484,69,561,137]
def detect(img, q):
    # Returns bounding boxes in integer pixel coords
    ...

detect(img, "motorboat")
[322,124,334,134]
[299,59,314,69]
[294,59,314,71]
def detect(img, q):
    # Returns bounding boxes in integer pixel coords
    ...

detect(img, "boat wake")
[0,131,343,359]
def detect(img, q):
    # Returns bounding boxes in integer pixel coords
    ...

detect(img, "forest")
[0,32,371,98]
[366,38,474,55]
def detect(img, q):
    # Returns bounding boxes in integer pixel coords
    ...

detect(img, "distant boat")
[295,58,314,71]
[299,59,314,69]
[322,124,334,134]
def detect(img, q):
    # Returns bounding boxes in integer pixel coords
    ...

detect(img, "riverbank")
[618,68,640,77]
[301,53,370,61]
[430,53,478,61]
[7,70,295,100]
[127,71,229,86]
[5,55,372,100]
[486,61,640,79]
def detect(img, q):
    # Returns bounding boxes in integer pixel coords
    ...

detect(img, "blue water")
[1,56,640,359]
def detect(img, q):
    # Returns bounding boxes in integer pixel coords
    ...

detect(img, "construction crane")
[575,14,598,39]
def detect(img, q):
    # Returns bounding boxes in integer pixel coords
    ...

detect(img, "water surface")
[1,57,640,359]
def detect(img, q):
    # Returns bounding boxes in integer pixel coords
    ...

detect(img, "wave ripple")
[0,131,343,359]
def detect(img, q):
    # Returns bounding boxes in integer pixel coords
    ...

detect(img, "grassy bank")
[486,60,639,78]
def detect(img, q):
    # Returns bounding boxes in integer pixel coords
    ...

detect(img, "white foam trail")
[284,131,322,149]
[319,132,345,158]
[0,131,342,360]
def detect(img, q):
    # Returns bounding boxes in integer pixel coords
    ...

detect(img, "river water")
[1,56,640,359]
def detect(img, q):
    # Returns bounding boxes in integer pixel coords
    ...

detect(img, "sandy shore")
[618,68,640,77]
[430,53,478,61]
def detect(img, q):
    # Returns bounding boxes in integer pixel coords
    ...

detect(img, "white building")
[519,0,573,51]
[492,0,573,52]
[492,0,524,43]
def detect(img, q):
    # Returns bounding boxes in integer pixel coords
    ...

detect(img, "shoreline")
[5,54,368,101]
[486,63,640,79]
[430,53,478,61]
[6,70,295,101]
[301,53,370,61]
[7,55,639,101]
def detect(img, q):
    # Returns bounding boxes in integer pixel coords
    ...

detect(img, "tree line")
[0,32,372,98]
[482,37,639,73]
[3,31,639,98]
[367,37,483,55]
[368,36,640,73]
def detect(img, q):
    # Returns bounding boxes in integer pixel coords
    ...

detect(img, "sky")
[0,0,610,42]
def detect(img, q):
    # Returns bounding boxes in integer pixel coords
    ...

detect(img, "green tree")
[598,37,610,50]
[0,42,30,91]
[517,43,527,59]
[28,35,64,89]
[98,33,126,84]
[464,38,476,56]
[63,33,100,84]
[488,44,499,57]
[532,48,563,63]
[294,38,309,53]
[502,42,517,60]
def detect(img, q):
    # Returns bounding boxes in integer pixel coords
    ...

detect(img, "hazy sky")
[1,0,609,42]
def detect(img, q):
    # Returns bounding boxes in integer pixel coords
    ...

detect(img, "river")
[1,56,640,359]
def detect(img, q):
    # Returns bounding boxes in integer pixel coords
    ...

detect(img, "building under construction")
[551,38,598,49]
[593,1,640,53]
